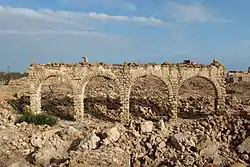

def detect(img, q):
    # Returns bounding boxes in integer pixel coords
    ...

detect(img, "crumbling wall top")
[29,60,225,70]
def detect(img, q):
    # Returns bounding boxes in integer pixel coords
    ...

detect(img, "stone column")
[29,81,42,114]
[215,81,226,115]
[119,92,130,122]
[73,93,84,121]
[169,78,179,121]
[170,98,178,120]
[30,92,42,114]
[215,95,226,115]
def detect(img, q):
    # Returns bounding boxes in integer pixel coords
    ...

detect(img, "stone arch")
[81,71,118,95]
[129,75,173,98]
[31,70,74,92]
[29,71,74,114]
[80,71,120,120]
[177,75,223,115]
[126,74,174,120]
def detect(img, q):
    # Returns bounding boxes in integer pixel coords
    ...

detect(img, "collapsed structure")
[27,59,227,121]
[227,67,250,83]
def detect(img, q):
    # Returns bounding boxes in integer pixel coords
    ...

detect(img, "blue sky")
[0,0,250,72]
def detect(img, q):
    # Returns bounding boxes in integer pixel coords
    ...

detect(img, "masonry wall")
[27,60,226,121]
[228,71,250,83]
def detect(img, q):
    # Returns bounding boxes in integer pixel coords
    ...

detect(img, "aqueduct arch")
[29,70,75,114]
[28,60,226,121]
[125,74,174,120]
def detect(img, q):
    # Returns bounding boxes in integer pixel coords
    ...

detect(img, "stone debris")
[140,121,154,133]
[102,126,120,145]
[237,137,250,154]
[1,64,250,167]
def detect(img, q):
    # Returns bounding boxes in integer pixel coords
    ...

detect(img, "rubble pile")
[0,97,249,167]
[0,76,250,167]
[178,96,215,119]
[129,76,171,121]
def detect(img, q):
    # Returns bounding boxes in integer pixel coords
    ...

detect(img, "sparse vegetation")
[8,93,30,112]
[16,109,57,126]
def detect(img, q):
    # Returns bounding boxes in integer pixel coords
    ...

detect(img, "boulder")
[200,143,218,158]
[34,146,57,167]
[80,133,101,150]
[31,128,62,148]
[65,126,81,137]
[170,133,190,152]
[140,121,153,133]
[237,137,250,153]
[103,126,120,145]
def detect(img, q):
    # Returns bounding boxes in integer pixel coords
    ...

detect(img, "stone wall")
[27,59,227,121]
[228,68,250,83]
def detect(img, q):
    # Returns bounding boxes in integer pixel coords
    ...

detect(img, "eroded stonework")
[227,67,250,83]
[27,59,226,121]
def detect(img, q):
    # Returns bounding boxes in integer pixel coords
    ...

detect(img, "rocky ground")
[0,76,249,167]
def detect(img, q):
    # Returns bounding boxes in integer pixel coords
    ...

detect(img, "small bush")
[16,111,57,126]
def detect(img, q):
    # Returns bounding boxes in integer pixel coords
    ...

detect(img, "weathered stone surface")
[80,133,101,150]
[200,143,218,158]
[34,147,56,167]
[229,163,247,167]
[204,164,220,167]
[65,126,81,137]
[27,60,226,120]
[170,132,190,152]
[140,121,154,133]
[31,128,62,148]
[103,126,120,145]
[8,159,31,167]
[237,137,250,153]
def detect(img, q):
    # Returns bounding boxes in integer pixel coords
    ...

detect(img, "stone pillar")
[73,93,84,121]
[170,99,178,120]
[119,93,130,122]
[29,80,42,114]
[29,92,42,114]
[169,78,179,121]
[215,95,226,115]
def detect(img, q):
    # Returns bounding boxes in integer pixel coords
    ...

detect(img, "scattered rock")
[140,121,154,133]
[200,143,218,158]
[65,126,81,137]
[170,132,189,152]
[103,126,120,145]
[80,132,101,150]
[31,128,62,148]
[237,137,250,153]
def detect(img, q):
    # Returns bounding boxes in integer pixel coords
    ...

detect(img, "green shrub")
[16,111,57,126]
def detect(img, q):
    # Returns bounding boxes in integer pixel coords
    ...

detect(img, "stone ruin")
[227,67,250,83]
[27,59,227,121]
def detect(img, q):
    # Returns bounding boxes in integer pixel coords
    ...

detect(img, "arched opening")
[178,76,218,119]
[40,75,74,121]
[129,76,171,121]
[83,76,121,122]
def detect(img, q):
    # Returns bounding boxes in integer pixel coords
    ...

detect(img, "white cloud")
[0,5,169,71]
[168,2,230,23]
[0,5,166,35]
[61,0,137,11]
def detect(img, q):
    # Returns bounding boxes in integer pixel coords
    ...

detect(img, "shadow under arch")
[38,73,75,121]
[128,74,173,121]
[177,75,219,119]
[81,71,122,122]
